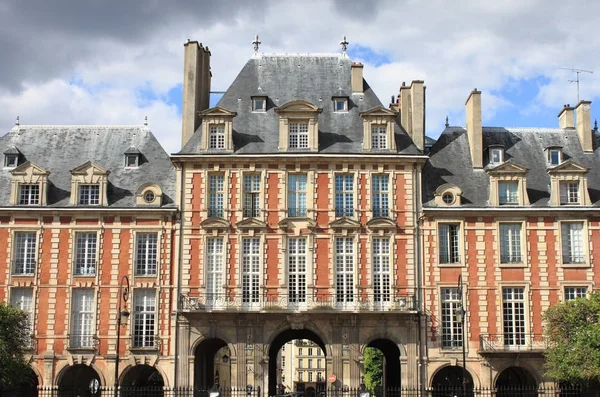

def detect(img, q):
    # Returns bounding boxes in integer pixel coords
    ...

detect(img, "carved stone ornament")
[286,315,308,330]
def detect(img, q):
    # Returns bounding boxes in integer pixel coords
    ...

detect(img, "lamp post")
[114,276,130,397]
[455,275,467,397]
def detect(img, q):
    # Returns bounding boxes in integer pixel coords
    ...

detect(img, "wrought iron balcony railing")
[12,260,36,276]
[479,333,546,352]
[500,254,522,264]
[180,292,416,313]
[288,207,308,217]
[372,208,389,218]
[563,255,586,264]
[67,333,98,350]
[131,334,161,350]
[335,208,354,217]
[74,262,97,276]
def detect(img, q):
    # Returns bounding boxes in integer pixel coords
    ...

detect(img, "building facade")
[278,340,326,394]
[0,124,177,391]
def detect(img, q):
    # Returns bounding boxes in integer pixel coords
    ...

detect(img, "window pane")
[373,238,391,303]
[372,175,389,217]
[75,233,97,275]
[79,185,100,205]
[209,174,225,217]
[441,288,462,348]
[371,125,387,149]
[560,181,580,204]
[288,238,307,303]
[502,287,526,346]
[561,222,585,264]
[13,232,36,275]
[288,174,307,217]
[70,289,95,348]
[11,288,33,335]
[242,238,261,304]
[499,181,518,205]
[289,122,309,149]
[335,175,354,217]
[565,286,587,301]
[133,289,156,348]
[335,237,354,303]
[206,238,224,300]
[136,233,158,276]
[500,224,522,263]
[19,184,40,205]
[209,125,225,149]
[244,174,261,218]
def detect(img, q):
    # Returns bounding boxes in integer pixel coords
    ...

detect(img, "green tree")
[364,347,383,392]
[0,301,33,389]
[544,291,600,384]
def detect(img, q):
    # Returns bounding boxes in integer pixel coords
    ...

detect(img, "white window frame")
[559,220,588,266]
[440,287,463,349]
[287,237,307,305]
[288,173,308,217]
[288,121,309,149]
[19,184,40,205]
[125,154,139,168]
[241,237,261,306]
[135,232,159,276]
[243,174,261,218]
[252,97,267,112]
[372,237,391,304]
[502,286,527,347]
[560,180,580,205]
[335,237,355,306]
[79,184,100,205]
[333,98,348,112]
[132,289,156,349]
[371,125,387,149]
[548,149,562,165]
[372,174,389,218]
[335,174,354,218]
[206,237,224,303]
[208,174,225,218]
[564,286,588,302]
[490,148,504,164]
[209,124,226,149]
[12,231,37,275]
[70,289,95,349]
[499,222,524,266]
[438,223,461,265]
[74,232,97,276]
[11,288,34,337]
[5,154,18,168]
[498,181,519,205]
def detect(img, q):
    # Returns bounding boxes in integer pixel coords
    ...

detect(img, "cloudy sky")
[1,0,599,154]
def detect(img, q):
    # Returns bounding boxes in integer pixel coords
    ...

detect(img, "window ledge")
[437,262,465,268]
[561,263,590,268]
[499,263,527,268]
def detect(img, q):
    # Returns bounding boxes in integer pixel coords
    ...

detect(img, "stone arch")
[265,319,332,357]
[119,363,169,388]
[28,362,44,388]
[428,363,481,389]
[55,362,106,387]
[360,333,407,357]
[193,337,232,390]
[363,338,403,388]
[189,333,237,359]
[56,363,103,395]
[494,364,541,388]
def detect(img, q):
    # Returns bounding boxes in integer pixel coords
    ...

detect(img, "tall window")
[308,372,313,382]
[74,232,97,275]
[498,181,518,205]
[335,175,354,217]
[289,121,309,149]
[502,287,526,346]
[335,237,354,304]
[13,232,36,275]
[288,238,307,303]
[560,181,580,204]
[19,184,40,205]
[11,288,33,336]
[133,289,156,348]
[242,238,260,304]
[561,222,585,264]
[372,175,389,217]
[372,238,391,302]
[298,372,303,382]
[288,174,307,217]
[79,184,100,205]
[439,224,460,264]
[206,238,224,300]
[308,359,313,369]
[244,174,261,218]
[136,233,158,276]
[371,125,387,149]
[70,289,95,348]
[500,223,522,264]
[565,286,587,301]
[208,174,225,217]
[441,288,462,349]
[209,125,225,149]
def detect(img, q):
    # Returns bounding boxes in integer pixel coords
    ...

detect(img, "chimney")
[389,95,399,112]
[181,40,211,148]
[399,82,412,136]
[465,89,483,168]
[351,62,364,93]
[558,104,575,129]
[575,100,593,152]
[409,80,425,151]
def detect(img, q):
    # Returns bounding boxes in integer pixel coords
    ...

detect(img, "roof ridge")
[252,53,345,58]
[11,125,148,130]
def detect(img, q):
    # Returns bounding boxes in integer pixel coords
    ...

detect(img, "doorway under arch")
[121,364,164,396]
[58,364,101,396]
[194,338,231,390]
[268,329,327,397]
[366,339,401,389]
[496,366,538,397]
[431,365,474,397]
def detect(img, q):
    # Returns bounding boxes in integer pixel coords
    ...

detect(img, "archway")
[365,339,401,390]
[194,338,231,390]
[121,364,164,396]
[58,364,101,396]
[496,367,538,397]
[431,365,474,397]
[1,366,38,397]
[268,329,327,397]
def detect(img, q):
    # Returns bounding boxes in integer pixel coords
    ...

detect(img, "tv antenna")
[560,67,593,102]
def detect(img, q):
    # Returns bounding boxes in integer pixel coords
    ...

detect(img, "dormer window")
[498,181,518,205]
[548,148,562,165]
[560,181,580,204]
[209,124,225,149]
[333,97,348,112]
[252,96,267,112]
[79,184,100,205]
[275,100,321,152]
[9,161,50,206]
[289,121,309,149]
[486,161,529,206]
[19,184,40,205]
[490,147,504,164]
[548,160,590,206]
[5,154,18,168]
[70,161,109,206]
[199,107,237,153]
[360,107,397,152]
[371,125,387,149]
[124,147,141,168]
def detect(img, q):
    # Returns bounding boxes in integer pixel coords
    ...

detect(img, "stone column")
[177,316,191,388]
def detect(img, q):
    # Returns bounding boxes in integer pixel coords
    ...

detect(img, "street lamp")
[455,275,467,397]
[114,276,130,397]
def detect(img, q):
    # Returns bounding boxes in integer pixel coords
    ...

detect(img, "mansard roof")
[179,54,420,155]
[0,125,176,208]
[423,126,600,207]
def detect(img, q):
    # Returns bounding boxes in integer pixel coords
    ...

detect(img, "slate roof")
[179,54,421,155]
[0,125,176,208]
[423,126,600,207]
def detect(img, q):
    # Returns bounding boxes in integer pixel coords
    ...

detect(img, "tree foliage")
[364,347,383,392]
[544,292,600,384]
[0,301,33,389]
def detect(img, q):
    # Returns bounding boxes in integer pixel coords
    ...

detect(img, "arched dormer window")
[199,107,237,152]
[136,183,163,206]
[434,183,462,207]
[9,161,50,206]
[275,100,322,152]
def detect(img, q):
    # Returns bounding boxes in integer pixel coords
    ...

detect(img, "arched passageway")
[496,367,538,397]
[431,365,474,397]
[121,364,164,397]
[268,329,327,397]
[194,338,231,390]
[58,364,101,397]
[366,339,401,389]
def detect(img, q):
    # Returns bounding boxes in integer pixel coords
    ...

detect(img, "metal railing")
[288,207,308,217]
[130,334,161,350]
[563,255,586,264]
[372,208,389,218]
[180,292,415,312]
[335,208,354,217]
[67,333,98,350]
[479,333,546,352]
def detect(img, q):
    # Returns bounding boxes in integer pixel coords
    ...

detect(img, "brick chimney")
[181,40,211,148]
[398,81,426,151]
[465,89,483,168]
[558,104,575,129]
[351,62,364,94]
[576,100,593,152]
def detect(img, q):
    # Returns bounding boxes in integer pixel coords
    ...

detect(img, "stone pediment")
[275,100,322,114]
[329,217,361,230]
[278,217,317,229]
[359,106,398,117]
[486,160,528,175]
[236,217,267,230]
[70,161,109,176]
[366,217,397,230]
[547,159,589,174]
[199,106,237,117]
[200,217,230,229]
[10,161,50,177]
